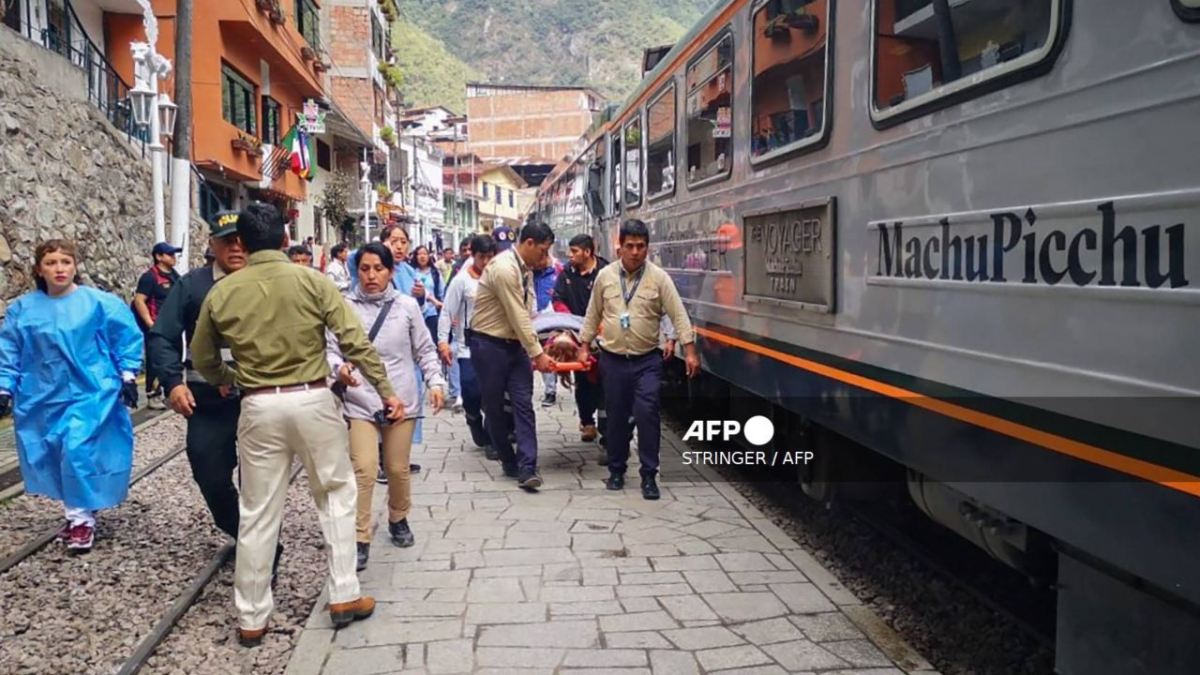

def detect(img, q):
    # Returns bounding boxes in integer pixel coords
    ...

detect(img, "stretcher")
[532,312,595,377]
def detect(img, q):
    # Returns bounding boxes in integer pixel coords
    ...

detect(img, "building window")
[646,84,675,199]
[483,182,489,199]
[508,190,514,208]
[221,64,257,135]
[373,85,385,125]
[496,187,502,205]
[872,0,1061,123]
[262,97,282,146]
[623,117,642,208]
[317,139,332,170]
[752,0,831,161]
[297,0,320,48]
[371,13,386,62]
[686,33,733,186]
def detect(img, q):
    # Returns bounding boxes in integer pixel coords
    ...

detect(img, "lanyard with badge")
[618,267,644,330]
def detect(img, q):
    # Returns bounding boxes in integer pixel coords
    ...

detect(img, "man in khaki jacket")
[191,202,404,646]
[579,219,699,500]
[468,222,557,490]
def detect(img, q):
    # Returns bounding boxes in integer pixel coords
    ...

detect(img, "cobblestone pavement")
[285,384,938,675]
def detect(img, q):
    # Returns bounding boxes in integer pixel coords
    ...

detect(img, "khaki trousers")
[348,418,415,543]
[235,388,360,630]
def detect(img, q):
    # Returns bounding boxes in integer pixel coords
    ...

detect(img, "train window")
[610,134,622,215]
[623,118,643,208]
[871,0,1065,124]
[646,84,676,200]
[751,0,833,162]
[686,33,733,186]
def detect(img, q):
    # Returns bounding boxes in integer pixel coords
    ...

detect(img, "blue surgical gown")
[0,287,144,509]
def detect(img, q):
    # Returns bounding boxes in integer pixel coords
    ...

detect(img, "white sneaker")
[453,397,464,413]
[147,396,167,410]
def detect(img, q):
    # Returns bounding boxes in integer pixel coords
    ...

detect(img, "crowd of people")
[0,201,698,646]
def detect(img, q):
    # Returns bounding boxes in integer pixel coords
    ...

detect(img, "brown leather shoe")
[238,625,267,648]
[330,596,376,628]
[580,424,598,442]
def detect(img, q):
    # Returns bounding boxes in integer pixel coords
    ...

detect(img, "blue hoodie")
[533,259,563,312]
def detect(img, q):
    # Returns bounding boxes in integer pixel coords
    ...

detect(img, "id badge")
[619,312,631,330]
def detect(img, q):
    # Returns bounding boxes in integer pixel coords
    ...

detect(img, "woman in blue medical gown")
[0,240,143,552]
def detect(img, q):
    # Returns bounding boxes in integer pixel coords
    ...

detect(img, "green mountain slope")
[393,0,718,109]
[391,19,480,112]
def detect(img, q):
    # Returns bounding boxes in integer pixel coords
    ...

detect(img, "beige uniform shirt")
[580,261,696,356]
[191,250,396,397]
[469,249,544,358]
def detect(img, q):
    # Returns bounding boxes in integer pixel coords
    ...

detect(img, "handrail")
[8,0,147,156]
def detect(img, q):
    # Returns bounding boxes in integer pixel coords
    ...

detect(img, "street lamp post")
[128,3,175,253]
[361,155,372,244]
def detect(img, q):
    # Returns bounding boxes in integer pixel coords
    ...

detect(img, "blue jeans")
[448,351,462,400]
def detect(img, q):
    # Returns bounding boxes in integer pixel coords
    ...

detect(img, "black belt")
[599,348,660,361]
[466,329,521,346]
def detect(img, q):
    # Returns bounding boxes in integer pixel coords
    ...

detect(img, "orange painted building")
[104,0,330,218]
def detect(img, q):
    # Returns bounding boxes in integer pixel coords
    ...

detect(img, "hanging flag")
[289,127,311,178]
[305,129,319,182]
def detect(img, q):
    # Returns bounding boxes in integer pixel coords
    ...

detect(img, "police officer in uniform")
[147,211,248,540]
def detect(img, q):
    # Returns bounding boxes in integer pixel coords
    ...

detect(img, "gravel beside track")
[142,466,326,675]
[0,414,185,558]
[0,431,228,675]
[719,472,1056,675]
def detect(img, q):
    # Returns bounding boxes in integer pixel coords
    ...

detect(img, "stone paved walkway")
[286,382,938,675]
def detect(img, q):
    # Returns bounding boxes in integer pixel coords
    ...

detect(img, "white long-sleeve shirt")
[325,258,351,293]
[437,259,482,360]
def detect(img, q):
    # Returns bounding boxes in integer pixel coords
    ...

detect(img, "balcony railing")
[4,0,148,155]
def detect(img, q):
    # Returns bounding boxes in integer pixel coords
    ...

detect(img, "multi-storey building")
[465,82,603,163]
[465,82,604,189]
[7,0,402,250]
[104,1,333,238]
[444,160,531,234]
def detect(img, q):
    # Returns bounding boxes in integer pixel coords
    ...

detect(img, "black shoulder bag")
[332,299,395,399]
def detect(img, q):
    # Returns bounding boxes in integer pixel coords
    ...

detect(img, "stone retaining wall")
[0,26,207,317]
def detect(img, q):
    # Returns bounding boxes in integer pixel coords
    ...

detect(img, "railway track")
[114,463,304,675]
[0,434,306,675]
[0,406,174,501]
[0,437,185,576]
[842,500,1057,650]
[662,403,1056,674]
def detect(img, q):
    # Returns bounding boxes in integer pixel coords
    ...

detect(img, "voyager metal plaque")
[743,198,836,312]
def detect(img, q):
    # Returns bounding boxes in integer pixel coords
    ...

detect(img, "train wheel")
[797,422,839,505]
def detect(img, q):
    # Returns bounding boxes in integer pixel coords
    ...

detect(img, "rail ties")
[116,543,235,675]
[0,440,186,576]
[113,462,306,673]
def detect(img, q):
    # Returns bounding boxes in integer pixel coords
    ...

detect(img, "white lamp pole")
[361,155,372,244]
[131,2,173,247]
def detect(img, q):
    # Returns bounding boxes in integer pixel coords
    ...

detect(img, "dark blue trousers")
[599,350,663,479]
[468,333,538,474]
[574,374,602,428]
[457,356,492,448]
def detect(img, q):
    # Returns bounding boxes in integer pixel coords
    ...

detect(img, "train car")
[534,1,1200,673]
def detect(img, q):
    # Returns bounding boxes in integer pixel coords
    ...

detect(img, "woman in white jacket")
[328,242,445,571]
